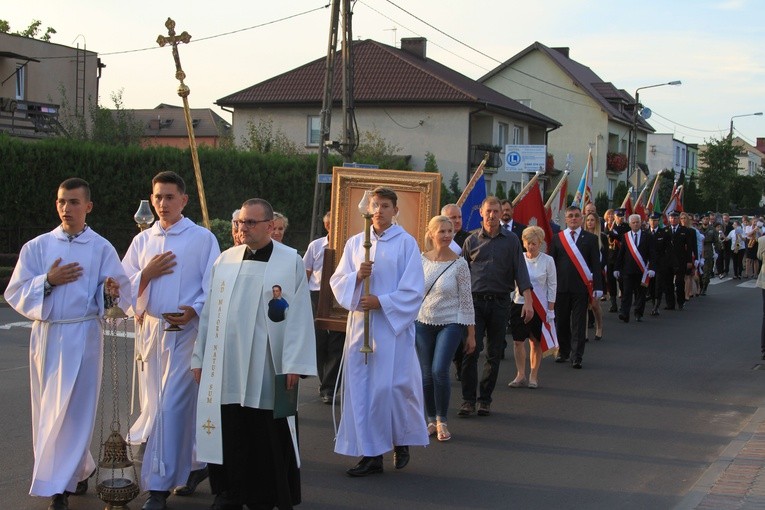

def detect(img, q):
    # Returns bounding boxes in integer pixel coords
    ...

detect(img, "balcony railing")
[0,98,66,138]
[470,144,503,170]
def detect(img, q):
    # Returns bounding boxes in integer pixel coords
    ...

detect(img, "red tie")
[570,230,576,243]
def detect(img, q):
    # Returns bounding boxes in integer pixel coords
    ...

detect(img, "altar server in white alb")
[4,178,128,510]
[330,186,428,477]
[192,198,317,510]
[121,171,219,510]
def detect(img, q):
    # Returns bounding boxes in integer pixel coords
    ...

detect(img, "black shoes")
[347,455,383,477]
[650,308,659,316]
[476,402,491,416]
[635,315,643,322]
[594,335,602,341]
[142,490,170,510]
[555,354,569,363]
[608,304,618,313]
[618,313,629,323]
[320,394,333,404]
[393,446,410,469]
[48,493,68,510]
[572,359,583,369]
[458,401,475,416]
[678,303,684,311]
[174,465,209,496]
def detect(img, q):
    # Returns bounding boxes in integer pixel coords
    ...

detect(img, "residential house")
[698,137,764,178]
[0,32,102,138]
[647,133,697,179]
[216,37,560,194]
[126,104,232,148]
[480,42,657,204]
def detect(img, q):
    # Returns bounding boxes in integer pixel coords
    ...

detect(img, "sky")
[4,0,764,145]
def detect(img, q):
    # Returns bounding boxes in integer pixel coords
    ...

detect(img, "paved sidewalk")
[677,406,765,509]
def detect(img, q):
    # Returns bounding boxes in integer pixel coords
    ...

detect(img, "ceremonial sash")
[559,231,594,299]
[196,249,242,464]
[625,232,651,286]
[529,287,558,357]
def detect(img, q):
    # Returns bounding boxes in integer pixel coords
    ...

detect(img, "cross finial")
[157,18,192,97]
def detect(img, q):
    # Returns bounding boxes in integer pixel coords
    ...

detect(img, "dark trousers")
[648,271,661,308]
[761,289,765,356]
[732,250,744,277]
[555,292,588,362]
[620,274,646,318]
[663,268,686,308]
[460,296,509,404]
[311,291,345,398]
[724,245,732,274]
[607,257,618,305]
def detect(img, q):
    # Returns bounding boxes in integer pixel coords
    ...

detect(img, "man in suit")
[647,212,669,316]
[549,205,603,369]
[665,211,695,311]
[606,208,630,312]
[500,200,526,240]
[719,213,734,278]
[614,214,656,323]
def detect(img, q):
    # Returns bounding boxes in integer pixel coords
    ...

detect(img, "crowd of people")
[5,175,765,510]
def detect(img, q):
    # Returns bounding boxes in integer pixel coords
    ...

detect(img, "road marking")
[708,277,732,285]
[737,280,757,288]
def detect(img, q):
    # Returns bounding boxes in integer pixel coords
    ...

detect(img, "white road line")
[708,277,732,285]
[737,280,757,289]
[0,320,136,338]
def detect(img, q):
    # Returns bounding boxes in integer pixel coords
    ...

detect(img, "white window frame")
[512,125,523,145]
[307,115,321,147]
[498,122,509,151]
[15,64,25,100]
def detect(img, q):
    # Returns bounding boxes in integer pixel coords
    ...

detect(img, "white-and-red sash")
[625,231,651,286]
[559,230,594,300]
[529,288,558,357]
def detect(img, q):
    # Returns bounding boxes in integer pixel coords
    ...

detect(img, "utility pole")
[309,0,356,241]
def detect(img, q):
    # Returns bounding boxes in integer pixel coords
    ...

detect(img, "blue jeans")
[415,321,465,421]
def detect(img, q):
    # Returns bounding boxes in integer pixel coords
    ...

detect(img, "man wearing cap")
[647,212,668,315]
[664,211,695,311]
[606,209,629,312]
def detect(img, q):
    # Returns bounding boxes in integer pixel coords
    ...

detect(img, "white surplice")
[330,224,428,457]
[4,226,128,497]
[121,217,219,490]
[192,243,317,464]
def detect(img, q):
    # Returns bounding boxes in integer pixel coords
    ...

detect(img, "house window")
[15,64,25,100]
[512,125,523,145]
[607,178,616,200]
[675,147,681,166]
[498,122,509,151]
[307,116,321,146]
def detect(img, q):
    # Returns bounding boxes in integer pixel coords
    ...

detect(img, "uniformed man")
[664,211,695,311]
[699,215,721,295]
[606,208,629,312]
[647,212,668,315]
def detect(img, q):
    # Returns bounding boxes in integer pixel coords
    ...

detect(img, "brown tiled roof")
[480,42,654,132]
[115,105,231,138]
[217,39,559,128]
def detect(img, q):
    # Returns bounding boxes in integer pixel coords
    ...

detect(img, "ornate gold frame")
[315,167,441,331]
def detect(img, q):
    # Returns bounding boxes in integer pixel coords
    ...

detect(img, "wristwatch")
[44,276,54,296]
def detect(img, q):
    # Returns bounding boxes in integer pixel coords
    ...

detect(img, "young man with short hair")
[5,178,128,510]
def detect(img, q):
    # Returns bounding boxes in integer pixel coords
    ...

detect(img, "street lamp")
[729,112,763,138]
[628,80,682,195]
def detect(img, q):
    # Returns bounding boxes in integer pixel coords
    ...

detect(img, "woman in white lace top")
[508,226,556,389]
[415,216,475,442]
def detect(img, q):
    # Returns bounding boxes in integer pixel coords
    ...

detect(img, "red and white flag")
[514,182,554,252]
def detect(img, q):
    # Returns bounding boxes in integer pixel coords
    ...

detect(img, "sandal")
[437,422,451,442]
[508,378,527,388]
[427,422,437,436]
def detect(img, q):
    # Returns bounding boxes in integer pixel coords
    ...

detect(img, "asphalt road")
[0,276,763,510]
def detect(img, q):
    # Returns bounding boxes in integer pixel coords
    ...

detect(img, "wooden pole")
[456,153,489,207]
[511,171,542,207]
[544,170,570,210]
[157,18,211,229]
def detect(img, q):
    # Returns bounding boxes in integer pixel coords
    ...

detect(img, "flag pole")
[457,153,489,207]
[646,170,665,212]
[544,170,570,210]
[620,187,634,209]
[512,171,542,207]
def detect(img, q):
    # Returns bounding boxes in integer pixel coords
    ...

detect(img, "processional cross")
[156,18,211,229]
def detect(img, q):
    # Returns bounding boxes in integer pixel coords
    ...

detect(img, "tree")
[612,181,629,208]
[730,175,762,210]
[423,151,456,207]
[353,130,410,169]
[0,19,56,41]
[58,87,144,146]
[594,191,609,214]
[698,136,739,211]
[242,118,299,155]
[495,181,507,200]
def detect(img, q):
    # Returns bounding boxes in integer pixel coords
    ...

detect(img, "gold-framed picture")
[315,167,441,331]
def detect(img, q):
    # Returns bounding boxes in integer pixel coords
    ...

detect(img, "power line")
[30,4,330,60]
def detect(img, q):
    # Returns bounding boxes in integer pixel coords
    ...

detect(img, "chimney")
[551,47,570,58]
[149,117,160,130]
[401,37,427,59]
[757,137,765,154]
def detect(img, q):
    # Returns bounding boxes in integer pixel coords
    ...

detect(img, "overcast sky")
[4,0,764,145]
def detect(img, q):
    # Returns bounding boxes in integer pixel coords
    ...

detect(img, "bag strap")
[424,259,457,299]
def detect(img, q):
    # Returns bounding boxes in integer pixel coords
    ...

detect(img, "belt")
[472,293,508,301]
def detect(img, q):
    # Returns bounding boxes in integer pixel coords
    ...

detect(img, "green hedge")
[0,135,335,254]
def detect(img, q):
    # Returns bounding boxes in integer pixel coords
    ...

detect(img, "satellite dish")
[641,107,652,120]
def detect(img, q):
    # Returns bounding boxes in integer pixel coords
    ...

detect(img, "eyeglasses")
[233,218,271,229]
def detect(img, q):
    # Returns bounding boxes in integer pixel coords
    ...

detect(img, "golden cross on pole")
[157,17,211,229]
